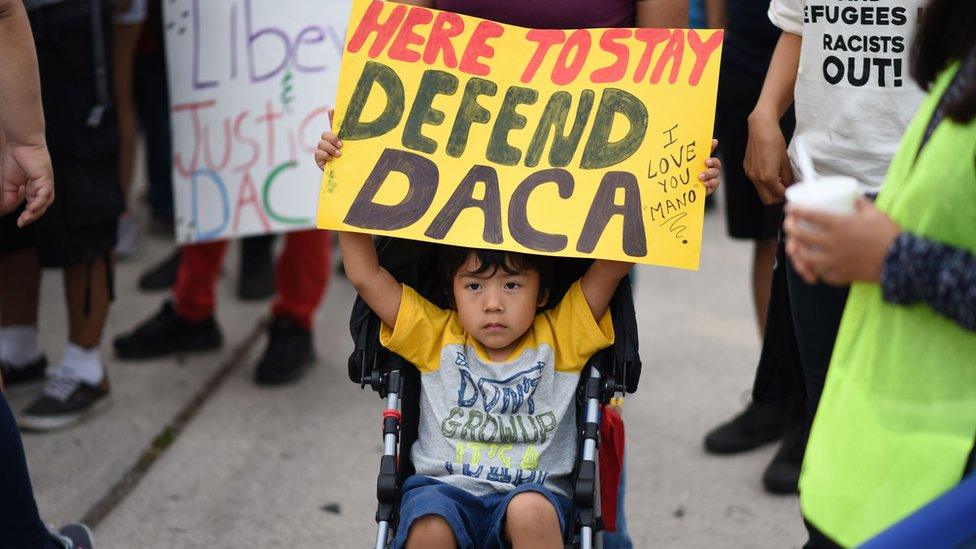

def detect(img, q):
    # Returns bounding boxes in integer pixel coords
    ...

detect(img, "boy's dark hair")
[911,0,976,124]
[437,246,554,307]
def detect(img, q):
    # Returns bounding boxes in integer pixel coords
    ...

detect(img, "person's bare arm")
[744,31,800,204]
[318,109,401,328]
[0,1,43,149]
[580,260,633,321]
[636,0,689,28]
[0,0,54,225]
[705,0,725,28]
[339,232,403,329]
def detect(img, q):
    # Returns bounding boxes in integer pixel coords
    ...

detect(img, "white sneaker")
[115,213,141,259]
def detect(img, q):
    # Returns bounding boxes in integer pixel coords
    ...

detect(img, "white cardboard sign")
[164,0,350,243]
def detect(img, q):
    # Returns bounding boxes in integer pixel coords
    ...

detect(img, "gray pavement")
[15,199,806,548]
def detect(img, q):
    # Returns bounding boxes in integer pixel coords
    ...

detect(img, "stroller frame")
[348,238,641,549]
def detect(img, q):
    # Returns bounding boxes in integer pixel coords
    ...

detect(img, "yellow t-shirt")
[380,280,614,496]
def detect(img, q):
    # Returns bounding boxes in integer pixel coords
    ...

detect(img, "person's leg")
[748,235,808,494]
[706,51,796,456]
[0,248,41,328]
[405,516,457,549]
[18,1,123,431]
[755,256,847,493]
[112,18,143,204]
[803,520,844,549]
[254,230,331,385]
[0,217,47,386]
[173,241,228,322]
[393,476,474,549]
[19,254,115,431]
[784,261,850,422]
[503,492,563,548]
[137,248,180,291]
[63,255,113,350]
[238,234,275,300]
[112,18,145,258]
[113,242,226,360]
[0,247,47,385]
[752,238,778,334]
[132,2,173,227]
[0,392,60,549]
[270,230,331,329]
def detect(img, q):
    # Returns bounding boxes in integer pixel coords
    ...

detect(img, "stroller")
[347,237,643,549]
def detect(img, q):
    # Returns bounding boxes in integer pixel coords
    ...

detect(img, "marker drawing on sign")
[167,0,349,242]
[317,0,723,269]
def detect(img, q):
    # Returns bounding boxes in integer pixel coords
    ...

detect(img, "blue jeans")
[0,392,59,549]
[393,475,572,549]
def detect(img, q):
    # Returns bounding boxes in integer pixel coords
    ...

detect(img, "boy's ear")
[537,288,550,307]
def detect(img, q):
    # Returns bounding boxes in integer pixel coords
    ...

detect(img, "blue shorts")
[392,475,573,549]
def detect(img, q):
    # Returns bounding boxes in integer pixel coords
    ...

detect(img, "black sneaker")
[52,522,95,549]
[238,235,275,300]
[138,249,181,291]
[113,301,222,360]
[0,355,47,388]
[762,424,807,495]
[704,398,797,455]
[254,316,315,385]
[19,374,110,431]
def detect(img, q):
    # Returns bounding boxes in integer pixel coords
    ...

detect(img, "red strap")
[383,409,402,423]
[599,405,626,532]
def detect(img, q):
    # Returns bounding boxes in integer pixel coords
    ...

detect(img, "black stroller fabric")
[347,237,642,395]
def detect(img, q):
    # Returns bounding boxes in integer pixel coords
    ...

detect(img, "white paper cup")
[785,176,859,215]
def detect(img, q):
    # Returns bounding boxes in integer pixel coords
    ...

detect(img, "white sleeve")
[768,0,804,35]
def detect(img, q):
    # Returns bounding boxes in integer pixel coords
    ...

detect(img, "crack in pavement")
[79,317,269,528]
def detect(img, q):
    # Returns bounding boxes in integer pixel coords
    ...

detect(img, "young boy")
[317,121,720,548]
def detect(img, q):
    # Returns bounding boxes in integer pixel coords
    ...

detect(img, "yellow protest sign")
[317,0,723,270]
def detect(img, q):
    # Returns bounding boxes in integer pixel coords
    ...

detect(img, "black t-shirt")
[724,0,782,77]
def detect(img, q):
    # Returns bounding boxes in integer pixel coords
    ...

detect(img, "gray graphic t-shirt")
[380,281,614,497]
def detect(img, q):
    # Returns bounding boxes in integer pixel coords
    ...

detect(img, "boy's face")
[452,253,545,361]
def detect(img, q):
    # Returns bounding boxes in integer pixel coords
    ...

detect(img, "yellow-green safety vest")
[800,63,976,547]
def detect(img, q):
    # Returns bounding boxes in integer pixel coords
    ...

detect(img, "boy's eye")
[465,283,482,291]
[504,282,521,290]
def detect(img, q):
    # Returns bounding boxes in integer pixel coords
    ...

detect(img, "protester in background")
[702,0,804,495]
[132,0,172,234]
[126,1,277,299]
[785,2,976,544]
[0,4,54,225]
[112,0,148,259]
[113,222,331,384]
[0,0,123,431]
[689,0,721,214]
[690,0,725,29]
[0,1,95,546]
[743,0,926,495]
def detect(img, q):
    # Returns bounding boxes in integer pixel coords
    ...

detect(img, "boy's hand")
[315,132,342,170]
[315,108,342,171]
[699,138,721,196]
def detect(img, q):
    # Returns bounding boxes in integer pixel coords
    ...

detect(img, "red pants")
[173,230,331,330]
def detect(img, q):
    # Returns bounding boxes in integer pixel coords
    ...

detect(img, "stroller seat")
[346,237,642,548]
